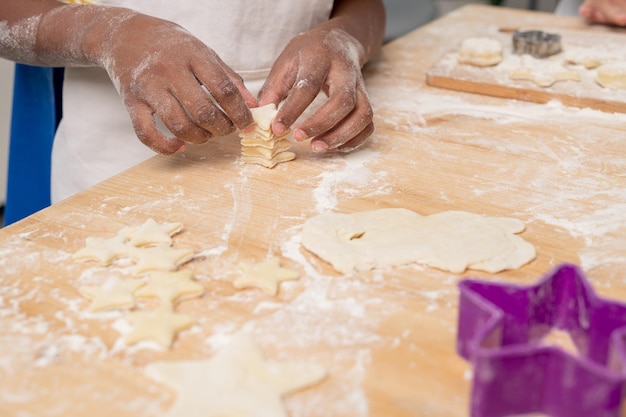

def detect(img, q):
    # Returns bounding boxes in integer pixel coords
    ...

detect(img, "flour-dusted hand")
[257,0,385,153]
[1,0,257,154]
[257,26,373,153]
[579,0,626,25]
[87,12,257,153]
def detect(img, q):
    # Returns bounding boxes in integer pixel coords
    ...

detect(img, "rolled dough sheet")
[301,208,536,274]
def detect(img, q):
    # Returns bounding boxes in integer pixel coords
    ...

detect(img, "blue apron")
[4,64,63,226]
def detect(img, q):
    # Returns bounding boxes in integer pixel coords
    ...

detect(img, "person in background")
[0,0,385,202]
[556,0,626,26]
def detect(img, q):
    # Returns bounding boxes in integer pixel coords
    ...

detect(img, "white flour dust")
[302,149,391,213]
[368,75,626,275]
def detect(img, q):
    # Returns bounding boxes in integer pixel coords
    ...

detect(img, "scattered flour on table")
[369,83,626,276]
[299,149,391,213]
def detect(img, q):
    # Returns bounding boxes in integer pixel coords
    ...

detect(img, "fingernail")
[312,141,328,153]
[273,122,287,135]
[293,128,308,142]
[176,143,187,153]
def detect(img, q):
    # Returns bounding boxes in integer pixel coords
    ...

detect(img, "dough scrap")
[124,306,195,348]
[562,45,616,69]
[234,257,299,296]
[596,62,626,90]
[79,276,146,312]
[144,333,327,417]
[119,218,183,247]
[129,243,195,275]
[249,104,277,131]
[507,54,580,88]
[73,235,131,266]
[301,208,536,274]
[458,37,503,67]
[239,103,295,169]
[509,66,580,87]
[135,270,204,305]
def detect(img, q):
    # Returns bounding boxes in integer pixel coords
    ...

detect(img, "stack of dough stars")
[239,103,295,168]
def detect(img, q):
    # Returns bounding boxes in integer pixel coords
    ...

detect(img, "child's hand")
[92,12,257,154]
[579,0,626,25]
[257,25,374,153]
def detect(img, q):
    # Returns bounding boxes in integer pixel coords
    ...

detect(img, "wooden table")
[2,5,626,417]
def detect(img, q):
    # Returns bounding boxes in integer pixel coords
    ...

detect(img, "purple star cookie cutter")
[456,263,626,417]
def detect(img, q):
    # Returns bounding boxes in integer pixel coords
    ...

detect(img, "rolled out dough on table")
[301,208,536,274]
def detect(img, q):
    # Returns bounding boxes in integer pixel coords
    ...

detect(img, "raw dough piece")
[144,333,327,417]
[73,235,131,266]
[119,218,183,247]
[135,270,204,305]
[596,62,626,90]
[73,220,199,350]
[234,257,299,296]
[79,276,146,312]
[239,103,296,168]
[508,54,580,87]
[562,43,621,70]
[129,243,195,275]
[301,208,536,274]
[242,139,293,158]
[563,47,606,69]
[509,66,580,87]
[458,37,503,67]
[124,306,195,347]
[240,152,297,169]
[540,329,578,355]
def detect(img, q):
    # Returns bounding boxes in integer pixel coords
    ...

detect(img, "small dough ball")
[458,37,503,67]
[596,62,626,90]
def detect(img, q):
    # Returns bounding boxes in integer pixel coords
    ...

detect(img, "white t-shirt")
[51,0,334,202]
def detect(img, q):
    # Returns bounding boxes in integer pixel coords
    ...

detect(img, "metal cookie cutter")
[456,263,626,417]
[512,30,562,58]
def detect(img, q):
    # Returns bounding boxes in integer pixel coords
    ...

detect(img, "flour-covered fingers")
[272,67,328,135]
[128,101,186,155]
[193,55,256,131]
[335,121,374,153]
[297,86,373,152]
[171,72,235,137]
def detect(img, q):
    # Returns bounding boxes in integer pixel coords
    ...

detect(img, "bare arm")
[0,0,127,66]
[327,0,386,66]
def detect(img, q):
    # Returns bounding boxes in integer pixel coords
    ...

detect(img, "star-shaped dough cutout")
[119,218,183,247]
[135,270,204,305]
[73,235,131,266]
[234,257,299,296]
[79,276,146,312]
[124,306,195,348]
[129,244,195,275]
[144,333,327,417]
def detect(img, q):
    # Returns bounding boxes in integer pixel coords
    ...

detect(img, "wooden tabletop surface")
[2,5,626,417]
